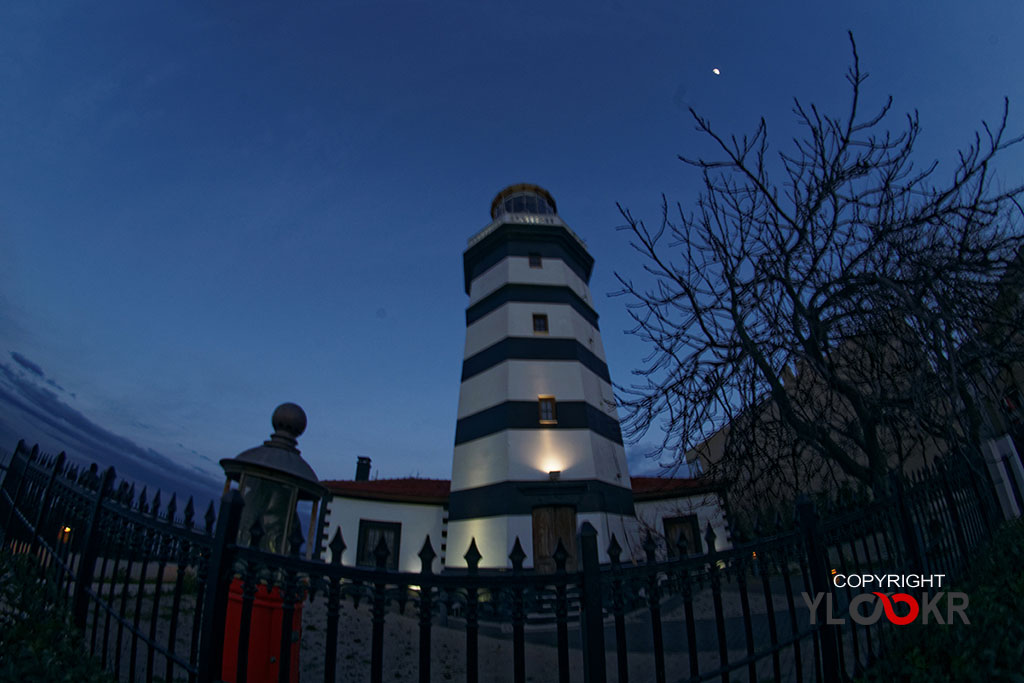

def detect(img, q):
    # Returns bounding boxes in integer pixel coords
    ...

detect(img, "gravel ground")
[83,576,827,682]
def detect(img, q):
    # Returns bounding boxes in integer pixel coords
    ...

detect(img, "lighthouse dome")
[490,183,558,219]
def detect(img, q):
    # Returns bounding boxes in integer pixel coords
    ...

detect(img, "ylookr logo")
[802,573,970,626]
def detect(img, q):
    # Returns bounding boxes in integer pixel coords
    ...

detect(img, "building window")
[528,252,542,268]
[663,515,701,557]
[538,396,557,424]
[533,313,549,333]
[357,520,401,570]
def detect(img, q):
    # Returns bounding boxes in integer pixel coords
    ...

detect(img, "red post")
[221,579,302,683]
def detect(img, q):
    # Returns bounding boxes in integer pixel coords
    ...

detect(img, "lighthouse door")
[532,506,577,573]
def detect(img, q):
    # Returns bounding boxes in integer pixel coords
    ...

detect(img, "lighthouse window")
[533,314,549,333]
[528,252,542,268]
[538,396,557,424]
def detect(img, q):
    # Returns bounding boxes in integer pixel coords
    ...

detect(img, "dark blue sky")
[1,1,1022,501]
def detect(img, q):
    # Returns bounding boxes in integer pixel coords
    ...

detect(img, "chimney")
[355,456,371,481]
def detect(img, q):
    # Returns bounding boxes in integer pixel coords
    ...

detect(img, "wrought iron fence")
[0,439,999,683]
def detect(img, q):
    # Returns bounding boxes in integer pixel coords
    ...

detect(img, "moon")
[712,68,721,75]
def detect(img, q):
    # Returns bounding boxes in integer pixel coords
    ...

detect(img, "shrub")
[858,518,1024,682]
[0,553,113,683]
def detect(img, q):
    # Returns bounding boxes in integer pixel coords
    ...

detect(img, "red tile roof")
[628,476,720,501]
[323,478,451,505]
[323,476,718,505]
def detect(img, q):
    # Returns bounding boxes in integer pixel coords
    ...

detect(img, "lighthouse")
[446,184,637,570]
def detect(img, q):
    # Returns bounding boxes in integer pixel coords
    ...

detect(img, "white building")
[322,469,727,573]
[321,185,729,572]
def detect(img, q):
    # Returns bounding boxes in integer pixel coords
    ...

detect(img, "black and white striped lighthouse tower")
[446,184,636,570]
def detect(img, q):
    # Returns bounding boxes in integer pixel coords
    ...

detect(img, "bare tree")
[614,35,1024,506]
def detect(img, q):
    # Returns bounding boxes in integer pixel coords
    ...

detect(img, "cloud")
[624,438,697,478]
[0,359,220,502]
[10,351,44,378]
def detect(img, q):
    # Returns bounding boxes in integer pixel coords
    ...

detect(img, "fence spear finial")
[704,522,717,554]
[418,536,437,574]
[204,501,216,533]
[328,527,346,565]
[642,531,658,563]
[606,533,622,566]
[165,493,177,524]
[373,535,391,569]
[509,537,526,572]
[464,538,482,571]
